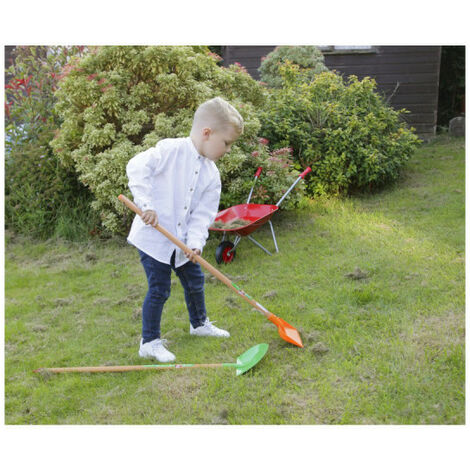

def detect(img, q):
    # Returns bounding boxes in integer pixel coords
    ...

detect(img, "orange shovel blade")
[268,314,303,348]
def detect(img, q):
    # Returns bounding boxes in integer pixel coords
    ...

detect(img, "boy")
[126,97,244,362]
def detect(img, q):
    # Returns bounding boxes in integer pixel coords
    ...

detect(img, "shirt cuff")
[187,238,204,252]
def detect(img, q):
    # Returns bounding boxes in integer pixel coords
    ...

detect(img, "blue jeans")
[138,249,207,343]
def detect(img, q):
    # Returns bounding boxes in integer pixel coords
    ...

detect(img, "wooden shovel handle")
[34,363,225,374]
[118,194,271,319]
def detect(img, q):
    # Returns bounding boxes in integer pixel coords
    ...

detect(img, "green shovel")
[34,344,269,376]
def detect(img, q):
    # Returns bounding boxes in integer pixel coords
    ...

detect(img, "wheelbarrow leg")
[247,235,273,256]
[268,220,279,253]
[227,235,242,255]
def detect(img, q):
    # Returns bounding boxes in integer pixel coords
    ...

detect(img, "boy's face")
[201,126,240,162]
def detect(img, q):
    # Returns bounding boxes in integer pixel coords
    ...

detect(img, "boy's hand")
[186,248,201,263]
[142,210,158,226]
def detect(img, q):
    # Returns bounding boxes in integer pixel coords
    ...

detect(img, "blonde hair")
[192,97,244,135]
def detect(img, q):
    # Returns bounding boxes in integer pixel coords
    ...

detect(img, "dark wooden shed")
[222,46,442,141]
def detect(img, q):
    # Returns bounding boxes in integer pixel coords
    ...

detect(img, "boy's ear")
[201,127,212,139]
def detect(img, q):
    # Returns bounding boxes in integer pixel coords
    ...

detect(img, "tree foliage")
[260,63,421,195]
[51,46,306,234]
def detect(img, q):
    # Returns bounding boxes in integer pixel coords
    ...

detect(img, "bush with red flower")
[5,46,96,239]
[217,137,305,210]
[51,46,267,234]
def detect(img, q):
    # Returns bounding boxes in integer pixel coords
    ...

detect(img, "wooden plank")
[334,71,440,85]
[400,120,435,128]
[225,46,276,58]
[379,84,440,95]
[327,62,439,75]
[325,50,439,66]
[389,94,439,105]
[376,46,439,54]
[226,57,264,68]
[402,113,437,124]
[384,103,437,113]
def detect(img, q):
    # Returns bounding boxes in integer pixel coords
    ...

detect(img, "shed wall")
[222,45,442,140]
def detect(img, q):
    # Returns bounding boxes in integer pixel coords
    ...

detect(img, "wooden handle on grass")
[34,363,226,374]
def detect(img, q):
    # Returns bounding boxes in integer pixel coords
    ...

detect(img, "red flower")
[258,137,269,146]
[208,52,222,62]
[272,147,293,156]
[233,62,248,74]
[251,151,259,157]
[87,74,98,81]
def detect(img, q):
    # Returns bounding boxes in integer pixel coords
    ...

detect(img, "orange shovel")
[118,195,303,348]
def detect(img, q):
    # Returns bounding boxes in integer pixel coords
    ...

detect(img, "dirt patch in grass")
[309,342,330,355]
[225,296,241,309]
[278,389,320,423]
[410,310,464,353]
[262,290,278,299]
[132,307,142,320]
[211,408,229,424]
[344,267,370,280]
[140,371,204,400]
[53,297,76,307]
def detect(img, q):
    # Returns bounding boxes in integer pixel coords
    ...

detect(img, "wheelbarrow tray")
[210,204,279,237]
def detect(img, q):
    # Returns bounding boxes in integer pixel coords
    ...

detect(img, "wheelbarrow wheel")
[216,241,236,264]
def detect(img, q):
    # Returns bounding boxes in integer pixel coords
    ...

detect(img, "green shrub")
[51,46,282,234]
[5,46,96,239]
[218,138,305,210]
[260,63,421,195]
[258,46,328,88]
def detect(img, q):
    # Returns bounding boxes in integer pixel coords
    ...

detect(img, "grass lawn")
[4,136,465,424]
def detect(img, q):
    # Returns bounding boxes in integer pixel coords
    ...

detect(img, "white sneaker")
[139,338,175,362]
[190,318,230,337]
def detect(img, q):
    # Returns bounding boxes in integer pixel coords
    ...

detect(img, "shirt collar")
[187,136,205,161]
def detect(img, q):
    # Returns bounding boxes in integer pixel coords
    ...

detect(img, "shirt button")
[190,188,193,191]
[195,171,198,174]
[178,223,181,226]
[184,206,187,210]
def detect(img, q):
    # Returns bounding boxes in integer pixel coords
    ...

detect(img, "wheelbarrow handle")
[246,167,263,204]
[275,166,311,207]
[299,166,312,179]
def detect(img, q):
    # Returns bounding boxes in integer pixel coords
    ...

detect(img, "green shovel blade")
[230,343,269,376]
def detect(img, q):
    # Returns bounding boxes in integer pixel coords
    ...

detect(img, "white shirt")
[126,137,221,268]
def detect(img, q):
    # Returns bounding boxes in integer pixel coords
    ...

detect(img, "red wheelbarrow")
[210,166,311,263]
